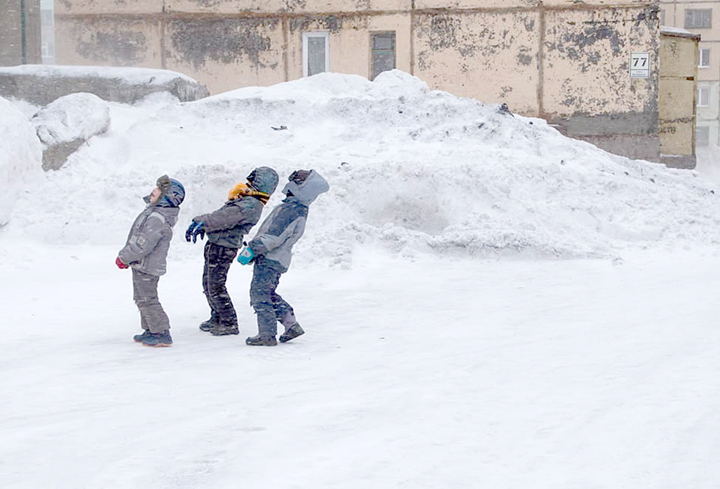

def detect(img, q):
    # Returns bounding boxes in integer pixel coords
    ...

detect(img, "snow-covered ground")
[1,71,720,488]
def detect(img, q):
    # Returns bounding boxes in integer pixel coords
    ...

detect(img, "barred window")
[371,32,396,80]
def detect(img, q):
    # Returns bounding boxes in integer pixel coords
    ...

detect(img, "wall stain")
[170,18,277,69]
[76,29,147,65]
[284,0,307,11]
[517,48,533,66]
[418,13,535,65]
[193,0,225,7]
[546,23,624,63]
[289,15,345,33]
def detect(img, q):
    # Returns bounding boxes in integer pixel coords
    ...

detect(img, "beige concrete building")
[660,1,720,149]
[0,0,42,66]
[55,1,661,161]
[659,26,700,167]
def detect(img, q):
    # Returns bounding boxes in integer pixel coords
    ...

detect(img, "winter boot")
[199,319,219,332]
[279,324,305,343]
[210,324,240,336]
[133,329,153,343]
[141,330,173,347]
[245,334,277,346]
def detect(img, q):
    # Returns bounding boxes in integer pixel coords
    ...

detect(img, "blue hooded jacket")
[249,170,329,272]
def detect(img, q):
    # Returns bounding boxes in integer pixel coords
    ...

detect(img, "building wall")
[660,0,720,149]
[0,0,42,66]
[659,28,699,168]
[55,0,661,161]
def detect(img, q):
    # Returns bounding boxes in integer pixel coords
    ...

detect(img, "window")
[41,9,53,24]
[302,32,329,77]
[697,126,710,147]
[685,9,712,28]
[698,87,710,107]
[660,9,666,25]
[699,48,711,67]
[371,32,396,80]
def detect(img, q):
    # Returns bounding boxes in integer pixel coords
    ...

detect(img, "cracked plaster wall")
[55,0,663,161]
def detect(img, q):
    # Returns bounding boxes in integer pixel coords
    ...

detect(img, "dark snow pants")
[203,241,239,328]
[249,256,298,337]
[132,268,170,333]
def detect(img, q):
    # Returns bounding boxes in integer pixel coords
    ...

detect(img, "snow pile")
[0,96,43,226]
[32,93,110,147]
[2,71,720,263]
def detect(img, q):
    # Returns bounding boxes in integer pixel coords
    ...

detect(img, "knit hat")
[156,175,185,207]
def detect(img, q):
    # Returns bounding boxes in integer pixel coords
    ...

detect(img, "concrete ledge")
[660,154,697,170]
[574,134,661,163]
[0,65,209,105]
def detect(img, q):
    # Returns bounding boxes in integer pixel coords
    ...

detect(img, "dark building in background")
[0,0,42,66]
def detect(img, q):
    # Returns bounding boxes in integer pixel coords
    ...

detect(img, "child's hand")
[185,221,206,243]
[115,256,129,269]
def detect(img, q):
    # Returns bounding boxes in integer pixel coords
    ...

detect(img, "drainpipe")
[20,0,27,63]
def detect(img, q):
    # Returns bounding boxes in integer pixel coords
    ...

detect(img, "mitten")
[237,247,255,265]
[115,256,129,269]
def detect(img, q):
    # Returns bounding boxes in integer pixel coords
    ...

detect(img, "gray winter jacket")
[193,197,264,249]
[119,204,179,276]
[249,170,329,272]
[192,166,278,249]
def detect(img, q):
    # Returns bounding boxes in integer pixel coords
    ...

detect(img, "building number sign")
[630,52,650,78]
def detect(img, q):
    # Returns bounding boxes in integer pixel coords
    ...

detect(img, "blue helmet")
[156,175,185,207]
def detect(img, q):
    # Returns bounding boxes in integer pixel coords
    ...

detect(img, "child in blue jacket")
[238,169,329,346]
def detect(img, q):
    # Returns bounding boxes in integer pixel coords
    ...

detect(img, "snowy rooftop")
[0,64,197,84]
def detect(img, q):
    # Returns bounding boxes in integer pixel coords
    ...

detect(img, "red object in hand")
[115,256,129,269]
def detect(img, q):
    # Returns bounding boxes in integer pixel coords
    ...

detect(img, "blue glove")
[237,246,255,265]
[185,221,206,243]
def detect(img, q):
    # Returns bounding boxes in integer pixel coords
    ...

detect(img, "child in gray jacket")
[117,175,185,347]
[185,167,279,336]
[238,169,329,346]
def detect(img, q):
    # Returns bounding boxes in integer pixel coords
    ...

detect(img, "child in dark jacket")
[238,169,329,346]
[117,175,185,347]
[186,167,279,336]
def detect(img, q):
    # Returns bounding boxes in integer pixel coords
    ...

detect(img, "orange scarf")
[228,182,270,204]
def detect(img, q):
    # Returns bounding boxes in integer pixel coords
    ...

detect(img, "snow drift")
[32,93,110,148]
[2,71,720,263]
[0,96,43,226]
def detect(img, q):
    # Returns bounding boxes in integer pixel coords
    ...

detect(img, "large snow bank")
[0,97,43,226]
[2,71,720,263]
